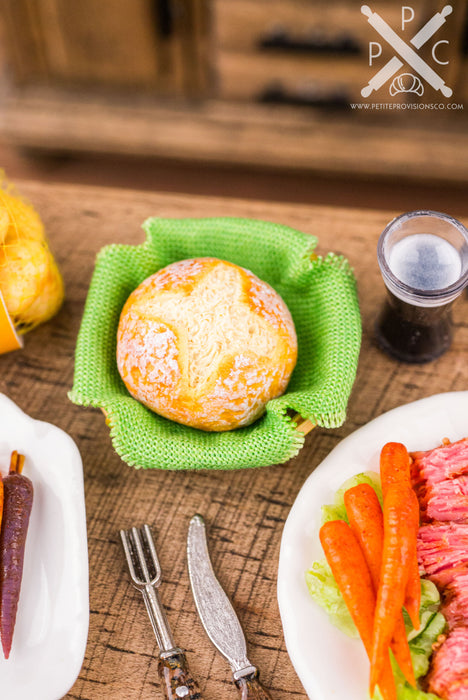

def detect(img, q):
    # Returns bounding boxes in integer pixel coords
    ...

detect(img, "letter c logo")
[432,40,449,65]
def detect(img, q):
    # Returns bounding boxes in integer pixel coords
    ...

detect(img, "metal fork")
[120,524,203,700]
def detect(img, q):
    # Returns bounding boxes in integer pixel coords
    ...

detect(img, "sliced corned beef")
[427,626,468,699]
[445,687,468,700]
[412,438,468,483]
[412,438,468,523]
[418,523,468,577]
[412,438,468,697]
[430,565,468,590]
[443,590,468,629]
[426,476,468,523]
[418,523,468,627]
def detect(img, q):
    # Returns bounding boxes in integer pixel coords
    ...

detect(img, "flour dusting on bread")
[117,257,297,431]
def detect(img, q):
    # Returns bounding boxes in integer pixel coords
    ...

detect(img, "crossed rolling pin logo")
[361,5,453,98]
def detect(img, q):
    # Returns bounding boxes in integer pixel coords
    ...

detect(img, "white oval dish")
[278,391,468,700]
[0,393,89,700]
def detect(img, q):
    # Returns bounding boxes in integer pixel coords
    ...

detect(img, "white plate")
[278,391,468,700]
[0,393,89,700]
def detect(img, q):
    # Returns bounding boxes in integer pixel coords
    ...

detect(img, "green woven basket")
[69,216,361,470]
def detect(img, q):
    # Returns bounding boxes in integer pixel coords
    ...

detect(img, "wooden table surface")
[0,181,467,700]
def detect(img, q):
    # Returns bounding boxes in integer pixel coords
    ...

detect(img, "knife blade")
[187,514,273,700]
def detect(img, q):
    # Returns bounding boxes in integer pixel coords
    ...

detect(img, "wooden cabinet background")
[0,0,467,183]
[1,0,211,95]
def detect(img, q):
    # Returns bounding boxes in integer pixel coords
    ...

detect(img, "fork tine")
[142,524,162,583]
[120,525,161,588]
[131,527,152,584]
[120,528,141,586]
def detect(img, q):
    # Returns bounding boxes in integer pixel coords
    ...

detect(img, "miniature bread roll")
[0,239,64,330]
[116,258,297,431]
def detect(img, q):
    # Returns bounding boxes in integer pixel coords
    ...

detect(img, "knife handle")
[235,670,273,700]
[158,651,203,700]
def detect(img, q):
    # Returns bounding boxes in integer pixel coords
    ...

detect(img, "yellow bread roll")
[0,182,64,334]
[0,208,10,244]
[0,239,64,330]
[0,189,45,243]
[116,257,297,431]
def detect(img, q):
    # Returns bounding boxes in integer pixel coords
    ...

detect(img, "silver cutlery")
[187,514,272,700]
[120,524,203,700]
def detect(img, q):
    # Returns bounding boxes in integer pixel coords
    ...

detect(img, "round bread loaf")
[116,257,297,431]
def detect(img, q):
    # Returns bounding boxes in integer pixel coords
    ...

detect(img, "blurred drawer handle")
[258,82,350,109]
[154,0,174,37]
[258,27,361,55]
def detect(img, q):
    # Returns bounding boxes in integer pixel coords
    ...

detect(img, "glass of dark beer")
[375,210,468,363]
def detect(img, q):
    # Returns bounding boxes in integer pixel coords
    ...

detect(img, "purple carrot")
[0,451,33,659]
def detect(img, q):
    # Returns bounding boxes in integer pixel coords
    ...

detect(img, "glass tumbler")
[375,210,468,363]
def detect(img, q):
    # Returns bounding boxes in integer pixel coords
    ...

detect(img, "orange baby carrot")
[404,557,422,630]
[320,520,397,700]
[344,484,383,585]
[380,442,421,629]
[344,484,415,687]
[380,442,412,500]
[370,483,419,696]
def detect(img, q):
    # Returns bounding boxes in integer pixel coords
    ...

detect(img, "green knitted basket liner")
[69,217,361,470]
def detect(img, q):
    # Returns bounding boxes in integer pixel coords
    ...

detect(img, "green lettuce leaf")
[409,611,446,679]
[320,471,383,524]
[404,579,441,642]
[305,559,358,638]
[376,612,447,700]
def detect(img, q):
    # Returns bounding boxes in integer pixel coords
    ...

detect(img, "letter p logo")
[369,41,382,65]
[402,6,415,30]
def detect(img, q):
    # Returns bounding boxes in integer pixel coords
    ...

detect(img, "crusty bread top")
[117,258,297,430]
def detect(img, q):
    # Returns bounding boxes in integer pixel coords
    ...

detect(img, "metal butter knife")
[187,514,273,700]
